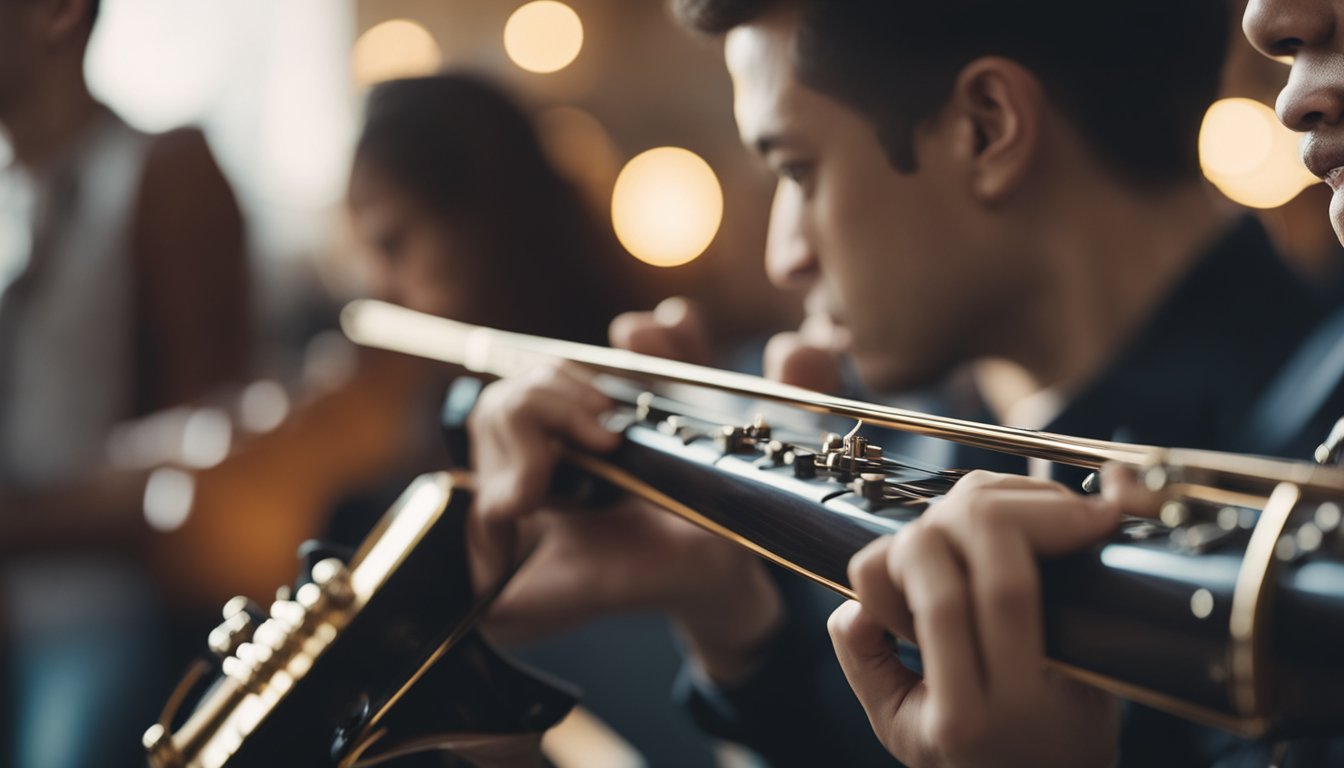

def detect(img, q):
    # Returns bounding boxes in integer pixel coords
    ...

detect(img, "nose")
[1277,62,1344,131]
[1244,0,1332,59]
[764,181,819,290]
[1245,0,1344,130]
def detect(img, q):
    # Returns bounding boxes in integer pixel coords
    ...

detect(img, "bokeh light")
[504,1,584,74]
[143,467,195,532]
[611,147,723,267]
[352,19,442,87]
[1199,97,1317,209]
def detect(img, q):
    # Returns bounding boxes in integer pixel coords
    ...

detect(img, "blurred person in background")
[0,0,249,765]
[137,72,696,765]
[339,72,716,764]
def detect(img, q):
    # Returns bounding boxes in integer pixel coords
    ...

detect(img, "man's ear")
[946,57,1045,203]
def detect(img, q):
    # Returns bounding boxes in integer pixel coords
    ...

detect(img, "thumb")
[1099,462,1166,519]
[609,297,710,364]
[828,600,925,758]
[764,331,844,392]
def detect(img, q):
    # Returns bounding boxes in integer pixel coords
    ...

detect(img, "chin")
[852,353,941,396]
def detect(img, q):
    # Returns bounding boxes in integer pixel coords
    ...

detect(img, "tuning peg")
[1316,417,1344,466]
[312,557,354,608]
[207,596,266,660]
[1081,472,1100,494]
[270,599,306,630]
[222,595,265,622]
[852,473,887,504]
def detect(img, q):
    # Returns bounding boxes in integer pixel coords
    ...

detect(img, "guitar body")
[146,474,575,768]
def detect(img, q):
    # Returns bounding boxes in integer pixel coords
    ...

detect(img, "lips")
[803,289,845,327]
[1300,135,1344,190]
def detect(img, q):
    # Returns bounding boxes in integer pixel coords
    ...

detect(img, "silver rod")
[341,299,1344,499]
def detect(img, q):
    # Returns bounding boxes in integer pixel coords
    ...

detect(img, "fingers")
[848,527,985,732]
[888,525,985,713]
[960,521,1041,694]
[469,363,620,522]
[1099,462,1167,518]
[949,468,1070,496]
[842,481,1123,763]
[609,297,710,364]
[848,536,915,642]
[763,331,845,391]
[939,480,1121,557]
[828,600,927,762]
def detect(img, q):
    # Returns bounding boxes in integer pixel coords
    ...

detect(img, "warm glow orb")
[504,1,584,74]
[611,147,724,268]
[1200,98,1274,177]
[352,19,442,87]
[1199,97,1317,209]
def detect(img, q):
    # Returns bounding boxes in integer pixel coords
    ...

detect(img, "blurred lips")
[799,294,852,352]
[1302,136,1344,190]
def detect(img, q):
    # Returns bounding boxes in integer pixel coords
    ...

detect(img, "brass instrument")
[145,300,1344,765]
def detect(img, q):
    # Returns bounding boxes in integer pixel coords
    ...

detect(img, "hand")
[1098,462,1169,517]
[763,308,849,393]
[610,294,847,395]
[608,296,711,365]
[828,471,1123,768]
[467,362,781,684]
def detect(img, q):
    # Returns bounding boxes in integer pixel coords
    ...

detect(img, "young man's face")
[1245,0,1344,244]
[724,8,1018,392]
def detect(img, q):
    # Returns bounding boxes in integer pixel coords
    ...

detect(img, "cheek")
[821,211,966,390]
[401,229,479,317]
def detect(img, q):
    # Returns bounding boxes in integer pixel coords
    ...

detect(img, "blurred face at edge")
[1246,0,1344,245]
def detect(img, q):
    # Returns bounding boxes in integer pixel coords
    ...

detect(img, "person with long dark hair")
[348,73,639,344]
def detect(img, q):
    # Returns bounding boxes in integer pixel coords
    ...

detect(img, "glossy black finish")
[605,420,1344,736]
[614,426,894,589]
[1274,559,1344,733]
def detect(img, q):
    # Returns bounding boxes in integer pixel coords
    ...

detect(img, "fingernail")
[600,411,630,434]
[654,296,689,326]
[828,599,862,633]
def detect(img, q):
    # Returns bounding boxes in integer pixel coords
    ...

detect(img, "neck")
[979,175,1236,420]
[0,54,100,171]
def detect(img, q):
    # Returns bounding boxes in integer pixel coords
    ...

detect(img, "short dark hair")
[89,0,100,23]
[673,0,1228,186]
